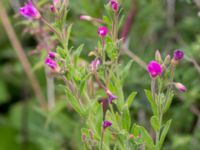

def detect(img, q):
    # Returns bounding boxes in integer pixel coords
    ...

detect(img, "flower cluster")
[45,52,60,72]
[147,49,186,92]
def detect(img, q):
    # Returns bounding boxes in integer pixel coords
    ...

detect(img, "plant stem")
[100,128,105,150]
[151,79,156,103]
[155,112,163,150]
[41,17,63,41]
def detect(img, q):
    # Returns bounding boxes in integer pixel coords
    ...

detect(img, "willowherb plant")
[19,0,186,149]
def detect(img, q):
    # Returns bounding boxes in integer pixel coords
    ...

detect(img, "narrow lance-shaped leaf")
[164,92,174,113]
[145,89,158,116]
[121,105,131,132]
[65,88,84,116]
[126,91,137,108]
[73,44,84,67]
[159,119,172,149]
[150,115,160,131]
[137,125,154,150]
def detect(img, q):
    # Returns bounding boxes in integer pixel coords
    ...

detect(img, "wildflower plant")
[18,0,186,150]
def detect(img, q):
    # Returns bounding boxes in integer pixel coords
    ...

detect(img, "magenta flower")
[103,120,112,129]
[90,59,100,71]
[98,26,108,37]
[110,0,119,11]
[48,52,57,59]
[106,89,118,103]
[20,0,41,19]
[45,57,57,70]
[174,82,187,92]
[147,60,162,78]
[173,50,184,61]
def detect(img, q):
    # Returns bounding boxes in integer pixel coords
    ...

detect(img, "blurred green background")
[0,0,200,149]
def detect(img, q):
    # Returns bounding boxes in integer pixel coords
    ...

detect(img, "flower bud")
[129,134,135,139]
[98,26,108,37]
[48,52,57,59]
[80,15,92,21]
[155,50,162,63]
[88,129,93,139]
[110,0,119,11]
[45,57,60,72]
[90,59,100,71]
[173,50,184,61]
[50,5,56,13]
[103,120,112,129]
[163,54,171,66]
[174,82,187,92]
[82,134,86,142]
[105,89,118,103]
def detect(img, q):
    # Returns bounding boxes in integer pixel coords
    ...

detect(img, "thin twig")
[0,1,45,106]
[189,57,200,74]
[166,0,176,28]
[121,45,147,69]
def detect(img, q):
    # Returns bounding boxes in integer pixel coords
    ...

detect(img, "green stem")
[155,112,163,150]
[151,79,156,104]
[41,17,62,41]
[100,128,105,150]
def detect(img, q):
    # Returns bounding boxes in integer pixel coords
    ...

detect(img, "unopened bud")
[174,82,187,92]
[129,134,135,139]
[155,50,162,63]
[88,129,93,139]
[164,54,171,66]
[80,15,92,21]
[50,5,56,13]
[82,134,86,142]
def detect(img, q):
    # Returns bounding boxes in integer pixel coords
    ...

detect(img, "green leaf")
[103,16,111,26]
[144,89,158,115]
[105,37,118,61]
[57,46,67,59]
[126,91,137,107]
[138,126,154,149]
[121,106,131,132]
[73,44,84,67]
[66,24,73,47]
[164,92,174,113]
[131,124,140,137]
[159,120,172,149]
[65,88,84,116]
[150,116,160,131]
[79,73,91,95]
